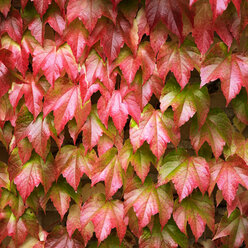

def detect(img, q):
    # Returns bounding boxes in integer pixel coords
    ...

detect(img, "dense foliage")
[1,0,248,247]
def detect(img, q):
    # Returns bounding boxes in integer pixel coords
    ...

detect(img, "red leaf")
[137,42,155,83]
[0,0,11,17]
[1,10,23,44]
[45,226,84,248]
[98,85,140,133]
[213,209,248,248]
[14,153,55,201]
[80,193,127,244]
[43,79,90,134]
[130,104,180,159]
[100,20,125,63]
[158,149,210,201]
[49,183,73,219]
[145,0,183,40]
[200,42,248,104]
[0,162,10,189]
[85,49,106,85]
[1,35,29,77]
[67,0,117,33]
[9,75,45,119]
[192,0,214,54]
[208,156,248,206]
[190,109,232,159]
[32,0,52,17]
[55,145,96,190]
[66,204,81,238]
[82,105,104,153]
[115,47,140,84]
[130,143,156,183]
[45,5,66,36]
[33,40,78,86]
[124,178,173,230]
[64,19,88,62]
[15,107,51,160]
[91,148,123,199]
[171,83,210,127]
[157,40,200,89]
[173,191,215,242]
[150,22,168,54]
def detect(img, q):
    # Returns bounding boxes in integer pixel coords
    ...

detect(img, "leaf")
[67,0,117,32]
[0,207,16,243]
[91,148,124,199]
[192,0,214,54]
[14,153,55,201]
[85,49,106,85]
[89,234,126,248]
[173,191,215,241]
[209,0,241,20]
[33,40,78,86]
[43,78,91,134]
[157,40,200,89]
[82,105,104,153]
[130,104,180,159]
[232,88,248,125]
[171,83,210,127]
[160,77,181,113]
[45,226,84,248]
[0,161,10,189]
[97,85,141,133]
[80,193,127,244]
[64,19,88,62]
[115,47,140,84]
[0,189,25,219]
[66,204,81,238]
[200,42,248,104]
[213,209,248,248]
[139,218,188,248]
[100,19,125,63]
[49,182,76,219]
[9,75,45,119]
[158,149,210,201]
[45,4,65,35]
[150,22,168,54]
[0,0,11,17]
[1,35,29,77]
[208,155,248,206]
[1,10,23,43]
[15,107,51,160]
[190,108,232,159]
[124,177,173,231]
[55,144,97,190]
[130,143,156,183]
[32,0,52,17]
[145,0,183,40]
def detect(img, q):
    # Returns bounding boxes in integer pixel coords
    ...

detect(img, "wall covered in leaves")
[1,0,248,247]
